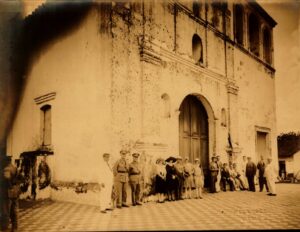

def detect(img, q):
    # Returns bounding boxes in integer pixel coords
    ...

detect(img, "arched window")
[263,28,272,64]
[193,0,201,18]
[40,104,51,146]
[221,108,227,127]
[249,13,260,56]
[192,34,203,64]
[161,94,171,118]
[234,4,244,45]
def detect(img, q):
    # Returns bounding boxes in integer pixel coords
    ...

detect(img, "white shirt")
[264,163,277,181]
[99,160,113,185]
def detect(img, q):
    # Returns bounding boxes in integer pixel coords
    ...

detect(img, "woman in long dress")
[183,157,194,199]
[193,159,204,199]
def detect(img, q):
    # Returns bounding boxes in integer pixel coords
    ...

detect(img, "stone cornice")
[34,92,56,105]
[226,81,239,95]
[139,35,227,84]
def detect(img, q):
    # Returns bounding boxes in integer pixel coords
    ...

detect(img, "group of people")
[98,149,205,213]
[209,155,278,196]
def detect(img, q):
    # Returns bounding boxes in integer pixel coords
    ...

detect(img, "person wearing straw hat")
[193,158,204,199]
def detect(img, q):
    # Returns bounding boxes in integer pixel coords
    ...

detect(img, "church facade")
[6,0,277,205]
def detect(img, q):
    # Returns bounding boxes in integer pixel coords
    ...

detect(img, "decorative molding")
[34,92,56,105]
[255,125,271,133]
[140,36,227,84]
[226,81,239,95]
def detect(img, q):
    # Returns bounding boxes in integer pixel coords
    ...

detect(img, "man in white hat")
[264,157,278,196]
[99,153,114,213]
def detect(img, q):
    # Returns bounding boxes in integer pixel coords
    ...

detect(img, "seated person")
[221,163,235,191]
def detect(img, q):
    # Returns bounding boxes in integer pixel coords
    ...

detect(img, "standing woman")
[155,158,166,203]
[193,158,204,199]
[183,157,194,199]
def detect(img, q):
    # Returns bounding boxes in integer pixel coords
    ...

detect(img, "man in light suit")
[265,157,278,196]
[113,149,130,208]
[99,153,114,213]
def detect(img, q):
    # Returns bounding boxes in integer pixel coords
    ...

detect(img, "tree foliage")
[277,132,300,157]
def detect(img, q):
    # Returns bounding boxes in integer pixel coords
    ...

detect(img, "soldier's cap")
[103,153,110,157]
[132,153,140,158]
[195,158,200,161]
[120,149,129,154]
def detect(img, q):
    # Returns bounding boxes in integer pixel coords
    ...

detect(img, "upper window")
[193,0,202,18]
[234,4,244,45]
[263,28,272,64]
[41,105,51,146]
[192,34,203,64]
[249,13,260,56]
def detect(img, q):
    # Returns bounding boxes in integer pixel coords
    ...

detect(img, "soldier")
[113,149,130,208]
[2,155,22,232]
[174,156,184,200]
[257,156,269,192]
[209,156,219,193]
[99,153,113,213]
[245,156,257,192]
[129,153,142,206]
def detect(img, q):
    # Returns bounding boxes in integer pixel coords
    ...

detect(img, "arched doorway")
[179,95,209,187]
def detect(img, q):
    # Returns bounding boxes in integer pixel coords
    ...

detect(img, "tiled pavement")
[15,183,300,231]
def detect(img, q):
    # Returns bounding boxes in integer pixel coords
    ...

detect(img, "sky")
[259,0,300,135]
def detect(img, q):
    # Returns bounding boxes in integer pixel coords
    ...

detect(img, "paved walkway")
[16,183,300,231]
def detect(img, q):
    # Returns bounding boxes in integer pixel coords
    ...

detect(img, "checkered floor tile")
[10,183,300,231]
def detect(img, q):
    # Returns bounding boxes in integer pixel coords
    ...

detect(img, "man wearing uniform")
[128,153,142,206]
[99,153,114,213]
[2,155,22,232]
[209,156,219,193]
[174,156,184,200]
[113,149,130,208]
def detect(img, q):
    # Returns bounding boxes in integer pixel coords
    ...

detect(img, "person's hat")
[103,153,110,157]
[195,158,200,162]
[177,156,182,160]
[132,153,140,158]
[120,149,129,154]
[165,156,177,163]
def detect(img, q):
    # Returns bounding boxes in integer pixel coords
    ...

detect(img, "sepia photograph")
[0,0,299,231]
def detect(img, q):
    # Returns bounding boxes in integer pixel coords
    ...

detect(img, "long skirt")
[155,175,166,194]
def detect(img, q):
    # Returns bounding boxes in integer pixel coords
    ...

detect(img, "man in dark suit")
[257,156,269,192]
[246,156,257,192]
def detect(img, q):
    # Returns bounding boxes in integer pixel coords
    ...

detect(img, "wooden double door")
[179,95,209,186]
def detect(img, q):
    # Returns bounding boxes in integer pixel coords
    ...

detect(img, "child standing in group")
[193,158,204,199]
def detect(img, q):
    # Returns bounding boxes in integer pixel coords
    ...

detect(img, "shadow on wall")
[0,1,95,158]
[0,2,96,208]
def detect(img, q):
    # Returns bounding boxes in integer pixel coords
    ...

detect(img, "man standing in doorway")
[209,156,219,193]
[113,149,130,208]
[99,153,113,213]
[257,156,269,192]
[246,156,257,192]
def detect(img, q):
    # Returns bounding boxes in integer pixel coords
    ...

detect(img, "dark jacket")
[246,161,257,177]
